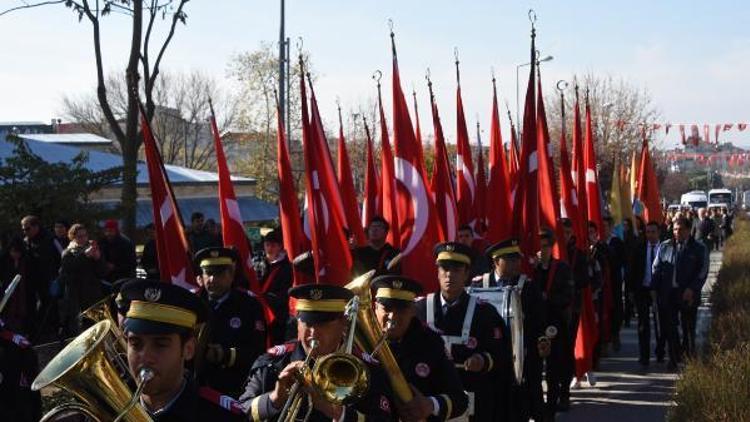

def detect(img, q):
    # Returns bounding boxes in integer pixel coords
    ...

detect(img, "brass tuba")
[345,270,414,403]
[80,294,134,381]
[32,320,152,422]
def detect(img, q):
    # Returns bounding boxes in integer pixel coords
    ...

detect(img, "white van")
[708,188,733,208]
[680,190,708,210]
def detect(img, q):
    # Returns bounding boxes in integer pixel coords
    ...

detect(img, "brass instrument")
[279,297,371,421]
[32,320,153,422]
[80,295,134,380]
[346,270,414,403]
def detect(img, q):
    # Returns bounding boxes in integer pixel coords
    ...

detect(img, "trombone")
[278,296,370,421]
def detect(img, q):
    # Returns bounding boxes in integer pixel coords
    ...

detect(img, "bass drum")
[466,286,525,384]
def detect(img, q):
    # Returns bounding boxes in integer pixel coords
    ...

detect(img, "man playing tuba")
[117,279,245,421]
[371,274,469,421]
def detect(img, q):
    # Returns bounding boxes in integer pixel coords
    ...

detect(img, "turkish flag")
[485,78,512,243]
[508,126,520,204]
[512,34,540,264]
[456,83,476,227]
[475,125,488,234]
[299,69,353,284]
[536,76,565,260]
[679,125,686,145]
[140,110,195,290]
[637,136,662,224]
[336,110,367,247]
[558,109,586,251]
[584,96,604,239]
[275,100,309,287]
[738,123,747,131]
[575,285,598,377]
[209,107,259,292]
[704,124,710,145]
[412,90,427,174]
[377,86,401,249]
[429,95,458,242]
[571,88,588,227]
[390,34,444,292]
[361,119,380,228]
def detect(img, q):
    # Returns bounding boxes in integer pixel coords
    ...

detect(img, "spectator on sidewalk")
[98,219,137,284]
[188,212,222,254]
[51,220,69,255]
[20,215,60,340]
[139,223,159,278]
[0,237,35,336]
[58,224,107,336]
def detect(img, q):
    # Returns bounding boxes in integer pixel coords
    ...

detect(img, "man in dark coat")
[476,238,547,421]
[417,242,510,421]
[256,229,293,344]
[117,279,245,421]
[99,219,137,285]
[627,221,663,366]
[239,284,395,421]
[536,228,575,418]
[372,275,469,421]
[20,215,60,339]
[652,216,706,370]
[194,247,267,398]
[603,216,626,351]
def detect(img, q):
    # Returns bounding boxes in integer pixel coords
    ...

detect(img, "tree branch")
[146,0,188,98]
[0,0,68,17]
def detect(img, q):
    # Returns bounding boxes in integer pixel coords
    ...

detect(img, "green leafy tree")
[0,135,123,242]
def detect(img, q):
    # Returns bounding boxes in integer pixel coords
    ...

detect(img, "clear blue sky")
[1,0,748,148]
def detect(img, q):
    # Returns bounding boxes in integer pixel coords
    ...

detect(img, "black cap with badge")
[117,279,208,335]
[194,247,238,274]
[288,284,353,324]
[433,242,473,266]
[485,237,522,260]
[371,275,422,309]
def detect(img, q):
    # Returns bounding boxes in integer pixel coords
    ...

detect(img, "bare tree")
[63,70,239,170]
[545,72,661,192]
[226,42,316,202]
[3,0,192,235]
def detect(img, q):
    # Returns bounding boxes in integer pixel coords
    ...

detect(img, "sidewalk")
[556,250,722,421]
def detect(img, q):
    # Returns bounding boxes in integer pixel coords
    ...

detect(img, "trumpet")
[32,320,153,422]
[279,298,371,421]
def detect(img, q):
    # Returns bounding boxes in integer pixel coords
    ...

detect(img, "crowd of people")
[0,205,734,421]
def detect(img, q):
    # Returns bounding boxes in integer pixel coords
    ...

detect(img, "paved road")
[556,250,722,422]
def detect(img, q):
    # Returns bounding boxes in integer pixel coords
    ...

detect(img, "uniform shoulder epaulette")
[0,328,31,349]
[198,386,244,415]
[266,341,297,357]
[420,319,444,335]
[236,287,257,298]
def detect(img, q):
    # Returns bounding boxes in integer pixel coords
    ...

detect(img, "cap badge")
[445,244,455,251]
[229,317,242,329]
[415,362,431,378]
[392,280,403,289]
[310,288,323,300]
[144,287,161,302]
[210,250,220,257]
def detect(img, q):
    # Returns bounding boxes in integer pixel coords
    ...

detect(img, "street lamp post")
[515,54,553,140]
